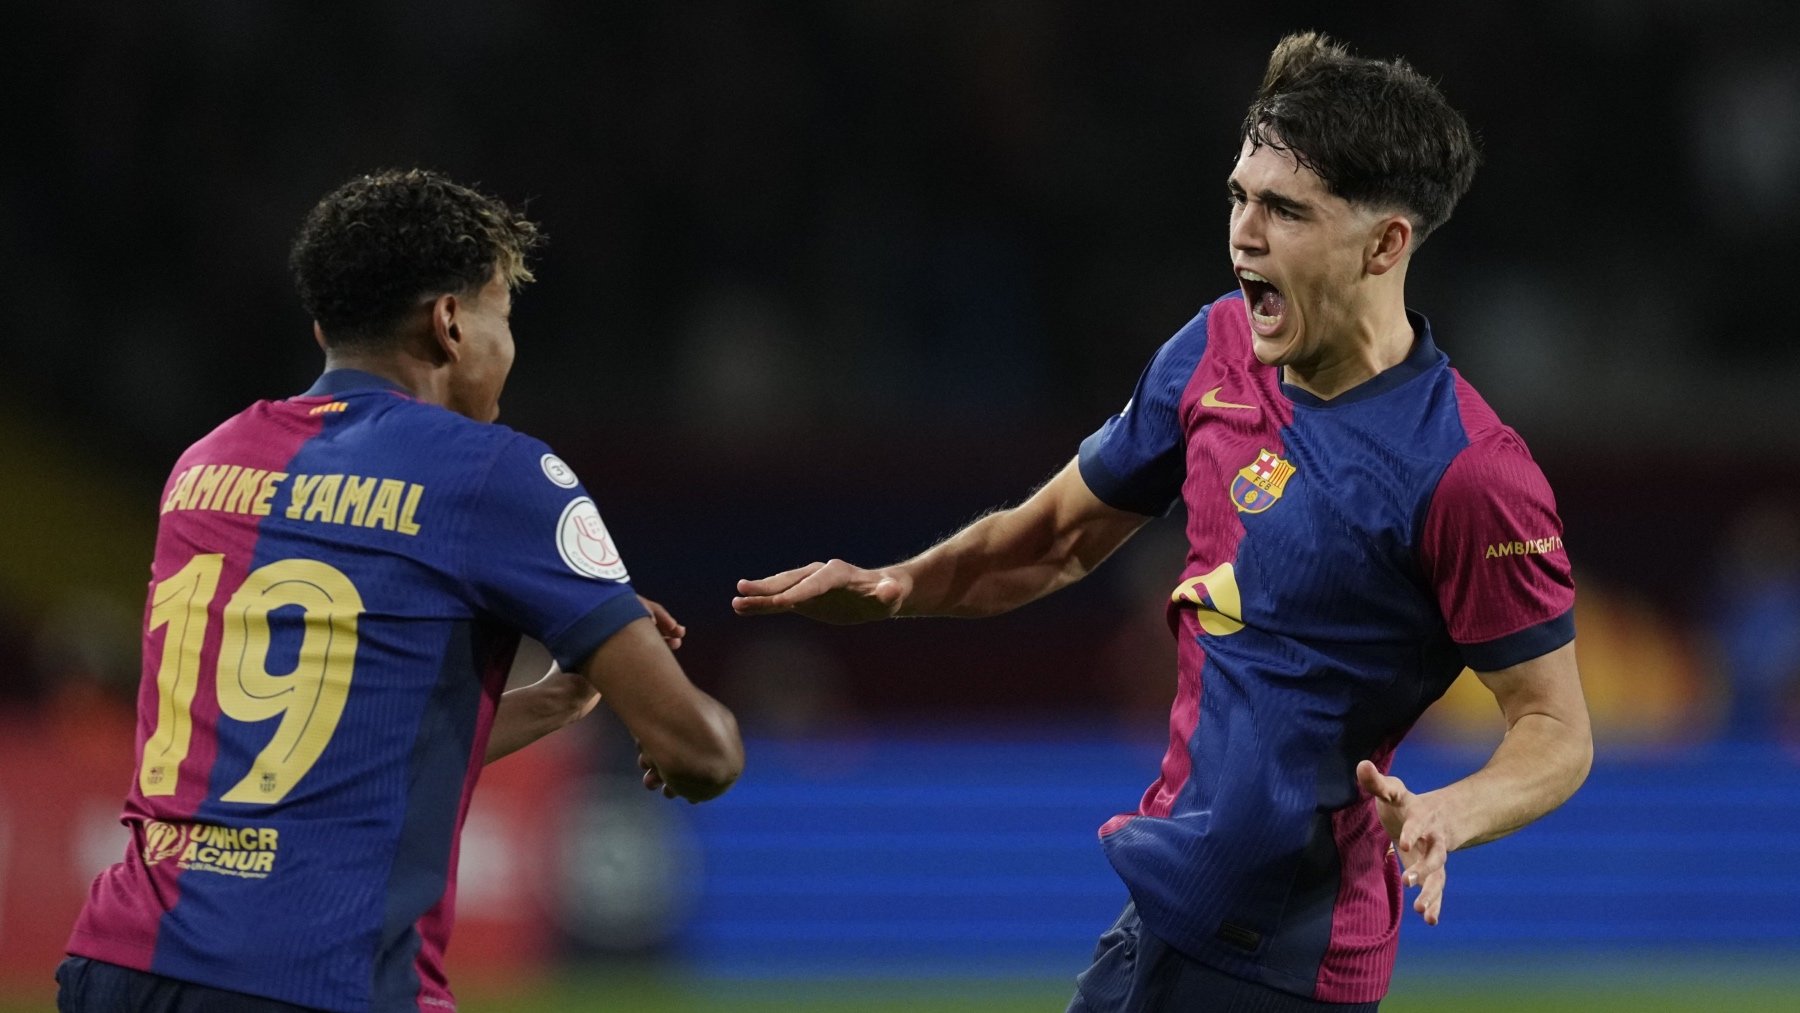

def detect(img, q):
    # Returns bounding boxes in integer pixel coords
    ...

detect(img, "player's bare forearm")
[484,666,600,764]
[485,597,686,766]
[1434,645,1592,849]
[635,696,742,803]
[580,617,744,802]
[896,466,1143,617]
[734,459,1147,622]
[1357,642,1588,925]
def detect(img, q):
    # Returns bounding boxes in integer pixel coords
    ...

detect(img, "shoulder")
[1164,291,1251,360]
[167,398,293,475]
[1195,290,1252,358]
[1423,409,1561,554]
[1146,299,1217,367]
[1430,370,1549,504]
[342,401,576,513]
[368,398,553,467]
[477,427,580,492]
[1442,369,1511,444]
[1430,440,1553,537]
[1134,292,1247,394]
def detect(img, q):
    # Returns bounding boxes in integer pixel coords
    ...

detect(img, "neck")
[322,350,450,408]
[1282,292,1414,401]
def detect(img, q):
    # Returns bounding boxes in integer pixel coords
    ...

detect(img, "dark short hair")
[289,169,543,346]
[1241,32,1479,242]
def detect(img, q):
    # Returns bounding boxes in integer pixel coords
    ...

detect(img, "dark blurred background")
[3,1,1799,1007]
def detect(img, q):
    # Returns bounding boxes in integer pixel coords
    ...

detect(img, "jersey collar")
[1279,309,1444,409]
[302,368,413,398]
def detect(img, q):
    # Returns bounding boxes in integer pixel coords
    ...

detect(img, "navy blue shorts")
[1067,903,1382,1013]
[56,956,326,1013]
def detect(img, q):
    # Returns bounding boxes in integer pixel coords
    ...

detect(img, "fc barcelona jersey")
[1078,293,1575,1004]
[68,369,649,1012]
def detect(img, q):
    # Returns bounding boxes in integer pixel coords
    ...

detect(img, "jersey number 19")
[140,554,364,805]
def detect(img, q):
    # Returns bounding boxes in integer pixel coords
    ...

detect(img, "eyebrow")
[1226,178,1312,215]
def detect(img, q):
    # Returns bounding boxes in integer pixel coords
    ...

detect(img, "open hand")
[1357,759,1459,926]
[732,559,908,625]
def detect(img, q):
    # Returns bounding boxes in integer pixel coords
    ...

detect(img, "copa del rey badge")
[557,497,630,582]
[1230,448,1296,514]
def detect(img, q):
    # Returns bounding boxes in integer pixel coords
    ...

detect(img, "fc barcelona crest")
[1230,448,1296,514]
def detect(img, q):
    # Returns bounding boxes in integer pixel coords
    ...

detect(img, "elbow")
[696,705,746,794]
[659,704,744,802]
[1570,725,1595,793]
[1555,717,1594,806]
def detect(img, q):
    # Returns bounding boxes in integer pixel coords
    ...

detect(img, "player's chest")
[1176,406,1427,617]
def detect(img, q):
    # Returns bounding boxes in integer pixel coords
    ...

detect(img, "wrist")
[885,566,920,618]
[1425,785,1474,852]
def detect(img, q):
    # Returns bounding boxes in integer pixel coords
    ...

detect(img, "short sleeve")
[1419,431,1575,671]
[1077,306,1209,516]
[459,434,649,669]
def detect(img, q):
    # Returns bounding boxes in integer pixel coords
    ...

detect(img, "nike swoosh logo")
[1201,387,1257,411]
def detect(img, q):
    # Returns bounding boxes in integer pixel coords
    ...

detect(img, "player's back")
[71,372,561,1012]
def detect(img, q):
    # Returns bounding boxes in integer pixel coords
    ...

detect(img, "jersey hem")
[1077,434,1172,517]
[1459,608,1575,671]
[548,593,652,670]
[1106,877,1390,1005]
[66,929,157,975]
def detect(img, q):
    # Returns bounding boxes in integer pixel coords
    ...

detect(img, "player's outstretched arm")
[1356,641,1591,925]
[732,458,1148,623]
[578,616,743,803]
[486,596,689,765]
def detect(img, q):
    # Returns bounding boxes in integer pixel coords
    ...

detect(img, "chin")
[1250,332,1297,367]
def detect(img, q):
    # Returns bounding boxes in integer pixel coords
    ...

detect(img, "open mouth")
[1237,269,1286,333]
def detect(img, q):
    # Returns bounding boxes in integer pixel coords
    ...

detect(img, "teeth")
[1240,269,1272,285]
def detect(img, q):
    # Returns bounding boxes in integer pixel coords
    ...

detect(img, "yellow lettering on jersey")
[397,482,424,535]
[259,473,425,533]
[139,554,223,797]
[219,468,267,515]
[205,466,245,511]
[333,475,377,526]
[1483,536,1563,559]
[301,473,343,523]
[252,472,287,516]
[216,558,363,804]
[286,474,323,519]
[191,464,233,511]
[160,819,282,879]
[364,479,405,531]
[163,467,200,513]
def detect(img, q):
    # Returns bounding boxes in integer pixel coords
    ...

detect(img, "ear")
[429,293,464,364]
[312,321,329,352]
[1365,215,1412,277]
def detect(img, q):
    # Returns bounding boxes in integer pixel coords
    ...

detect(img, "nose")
[1229,202,1264,256]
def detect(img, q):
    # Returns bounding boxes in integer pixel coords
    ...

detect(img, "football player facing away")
[61,170,742,1013]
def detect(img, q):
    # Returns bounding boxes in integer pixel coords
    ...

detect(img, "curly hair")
[289,169,543,346]
[1241,32,1480,243]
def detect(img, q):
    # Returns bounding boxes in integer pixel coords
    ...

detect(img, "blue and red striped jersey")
[1078,293,1575,1004]
[68,369,648,1012]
